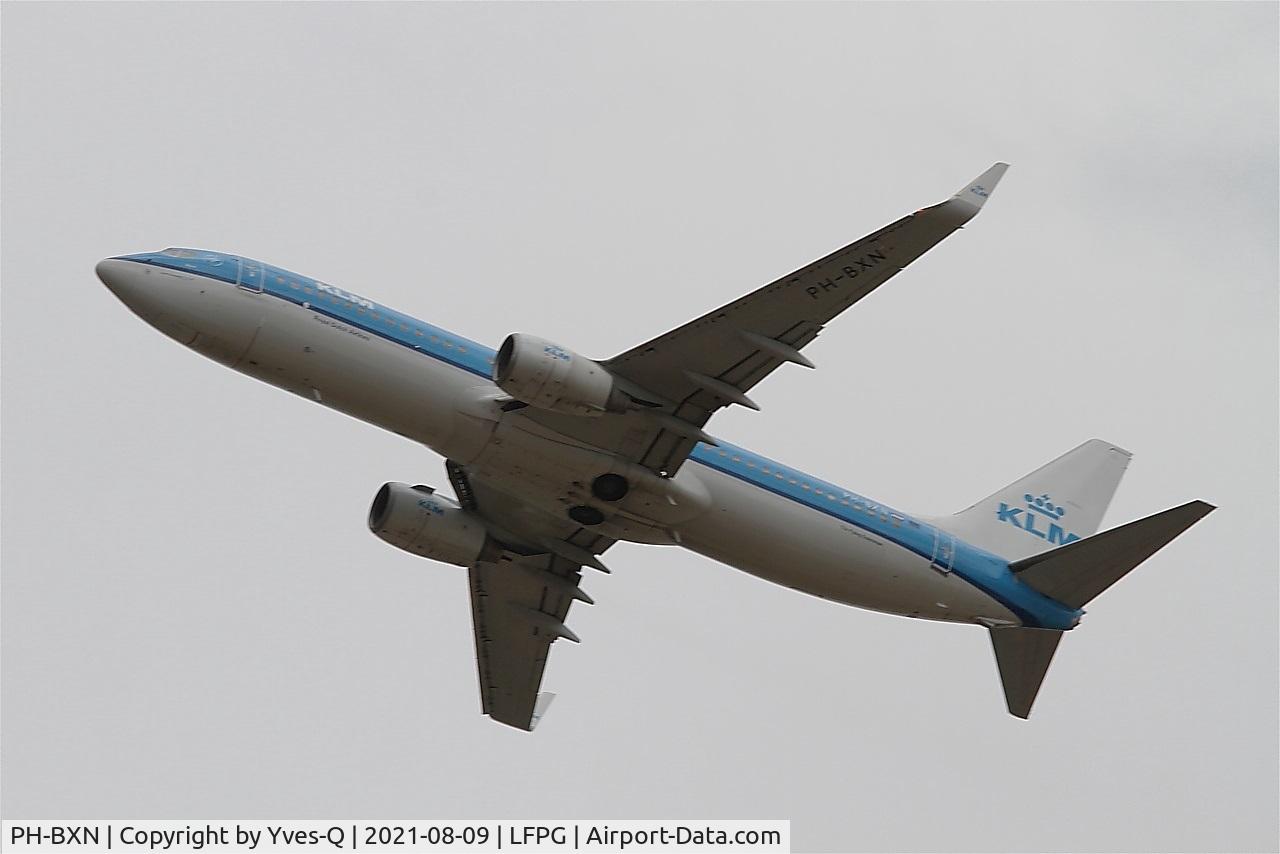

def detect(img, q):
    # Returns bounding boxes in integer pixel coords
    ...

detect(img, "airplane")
[96,163,1213,730]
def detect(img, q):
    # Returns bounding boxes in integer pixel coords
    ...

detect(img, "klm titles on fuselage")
[805,246,890,300]
[315,281,374,310]
[996,493,1080,546]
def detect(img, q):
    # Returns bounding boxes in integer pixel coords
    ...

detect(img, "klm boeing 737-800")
[97,164,1213,730]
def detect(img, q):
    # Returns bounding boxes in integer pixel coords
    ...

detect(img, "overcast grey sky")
[3,3,1277,852]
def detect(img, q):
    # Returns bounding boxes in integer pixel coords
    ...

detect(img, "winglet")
[953,162,1009,210]
[529,692,556,730]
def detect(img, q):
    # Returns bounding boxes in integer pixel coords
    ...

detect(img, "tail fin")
[1012,500,1215,608]
[937,439,1133,561]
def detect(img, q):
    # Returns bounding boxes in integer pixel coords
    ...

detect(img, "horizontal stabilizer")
[990,627,1063,719]
[1013,500,1215,608]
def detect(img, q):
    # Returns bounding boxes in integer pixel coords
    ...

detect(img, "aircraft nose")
[97,258,157,316]
[97,258,132,296]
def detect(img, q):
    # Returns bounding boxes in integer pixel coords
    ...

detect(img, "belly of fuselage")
[676,462,1018,625]
[159,271,1015,626]
[156,276,488,457]
[237,294,461,444]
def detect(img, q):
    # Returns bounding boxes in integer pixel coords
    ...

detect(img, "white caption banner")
[2,820,790,853]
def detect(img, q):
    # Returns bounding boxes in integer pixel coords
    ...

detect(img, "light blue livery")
[97,164,1214,729]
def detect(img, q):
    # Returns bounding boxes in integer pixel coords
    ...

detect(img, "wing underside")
[516,164,1009,476]
[460,469,609,731]
[468,551,589,730]
[449,166,1009,728]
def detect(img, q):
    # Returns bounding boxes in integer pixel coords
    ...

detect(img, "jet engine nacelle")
[493,333,626,417]
[368,482,498,566]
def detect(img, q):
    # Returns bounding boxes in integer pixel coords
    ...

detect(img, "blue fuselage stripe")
[685,452,1050,626]
[121,251,1082,629]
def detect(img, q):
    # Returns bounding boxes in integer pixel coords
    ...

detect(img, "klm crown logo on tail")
[996,493,1080,546]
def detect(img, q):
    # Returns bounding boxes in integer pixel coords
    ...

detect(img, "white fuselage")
[97,255,1029,629]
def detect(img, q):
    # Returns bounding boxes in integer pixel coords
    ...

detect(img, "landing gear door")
[931,529,955,574]
[236,257,264,293]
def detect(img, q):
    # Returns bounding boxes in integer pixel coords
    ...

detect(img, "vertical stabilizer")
[936,439,1132,561]
[990,627,1063,719]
